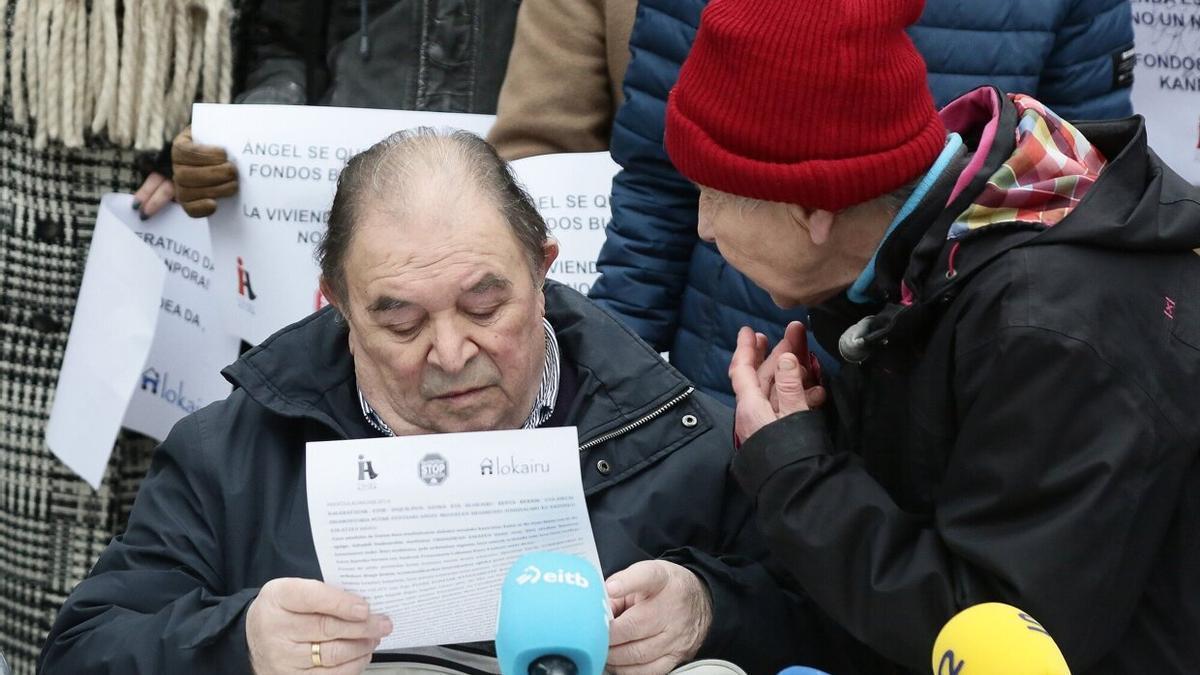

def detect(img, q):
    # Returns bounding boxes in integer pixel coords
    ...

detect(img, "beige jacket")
[489,0,635,161]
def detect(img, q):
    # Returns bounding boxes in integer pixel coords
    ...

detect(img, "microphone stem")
[528,655,579,675]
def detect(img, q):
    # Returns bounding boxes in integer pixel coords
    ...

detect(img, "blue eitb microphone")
[496,552,610,675]
[778,667,831,675]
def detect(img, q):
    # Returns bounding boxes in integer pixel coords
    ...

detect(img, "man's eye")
[466,307,499,320]
[390,324,421,338]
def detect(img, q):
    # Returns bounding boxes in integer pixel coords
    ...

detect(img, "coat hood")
[816,87,1200,362]
[880,87,1200,303]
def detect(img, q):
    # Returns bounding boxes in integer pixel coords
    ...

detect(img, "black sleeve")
[234,0,322,104]
[39,414,260,673]
[733,326,1188,671]
[662,460,834,673]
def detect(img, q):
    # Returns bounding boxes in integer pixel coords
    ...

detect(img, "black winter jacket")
[735,94,1200,674]
[238,0,518,111]
[40,283,823,674]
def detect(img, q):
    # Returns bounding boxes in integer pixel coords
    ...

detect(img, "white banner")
[118,195,241,442]
[192,104,619,344]
[47,196,239,488]
[513,151,620,297]
[192,104,497,344]
[1132,1,1200,184]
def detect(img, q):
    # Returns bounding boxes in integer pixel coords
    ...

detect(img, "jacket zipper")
[577,387,695,453]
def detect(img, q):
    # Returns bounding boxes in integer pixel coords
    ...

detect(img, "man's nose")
[427,319,480,373]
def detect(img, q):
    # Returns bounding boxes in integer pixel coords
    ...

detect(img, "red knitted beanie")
[666,0,946,212]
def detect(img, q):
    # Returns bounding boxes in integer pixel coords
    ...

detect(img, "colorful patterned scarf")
[949,94,1108,239]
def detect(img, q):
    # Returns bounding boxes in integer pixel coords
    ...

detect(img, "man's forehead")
[364,267,516,312]
[343,178,533,300]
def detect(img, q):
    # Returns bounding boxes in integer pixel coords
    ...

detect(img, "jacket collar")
[221,307,363,439]
[221,281,693,444]
[537,283,695,444]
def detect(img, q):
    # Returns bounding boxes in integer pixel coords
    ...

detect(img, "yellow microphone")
[932,602,1071,675]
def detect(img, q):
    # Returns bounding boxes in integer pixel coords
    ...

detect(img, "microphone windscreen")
[778,667,831,675]
[496,552,608,675]
[932,602,1071,675]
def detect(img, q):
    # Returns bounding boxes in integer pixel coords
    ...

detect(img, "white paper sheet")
[510,152,620,296]
[45,200,166,489]
[111,195,241,441]
[306,427,601,650]
[1132,6,1200,184]
[192,104,497,344]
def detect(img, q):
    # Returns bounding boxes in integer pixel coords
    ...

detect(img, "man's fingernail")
[131,200,141,210]
[138,211,149,221]
[780,356,797,370]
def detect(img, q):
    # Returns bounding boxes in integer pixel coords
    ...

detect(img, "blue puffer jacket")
[589,0,1133,405]
[913,0,1134,117]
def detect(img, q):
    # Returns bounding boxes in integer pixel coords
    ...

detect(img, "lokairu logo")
[140,367,202,413]
[418,453,448,486]
[479,455,550,476]
[514,565,590,589]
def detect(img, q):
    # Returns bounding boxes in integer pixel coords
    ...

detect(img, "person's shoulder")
[633,0,704,28]
[951,241,1200,405]
[951,242,1127,343]
[159,387,287,468]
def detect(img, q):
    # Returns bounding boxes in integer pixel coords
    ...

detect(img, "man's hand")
[172,125,238,218]
[605,561,713,675]
[246,578,392,675]
[132,172,175,219]
[729,321,826,444]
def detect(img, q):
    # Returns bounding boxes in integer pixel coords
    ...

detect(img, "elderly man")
[39,130,820,675]
[662,0,1200,673]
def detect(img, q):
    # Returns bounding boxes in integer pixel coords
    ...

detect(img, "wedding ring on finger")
[311,641,323,668]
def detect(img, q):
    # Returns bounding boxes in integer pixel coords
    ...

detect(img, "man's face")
[696,187,885,308]
[332,184,554,435]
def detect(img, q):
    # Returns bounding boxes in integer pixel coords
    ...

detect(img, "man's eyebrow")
[466,274,512,295]
[367,296,411,313]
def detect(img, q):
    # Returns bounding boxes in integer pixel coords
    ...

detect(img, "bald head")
[318,129,548,304]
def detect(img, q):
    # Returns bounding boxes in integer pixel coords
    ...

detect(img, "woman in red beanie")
[665,0,1200,673]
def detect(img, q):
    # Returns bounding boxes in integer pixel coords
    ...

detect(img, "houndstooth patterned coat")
[1,0,250,670]
[0,113,159,675]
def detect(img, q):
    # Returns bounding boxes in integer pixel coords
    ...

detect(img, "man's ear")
[787,203,835,246]
[539,238,560,282]
[319,277,342,314]
[808,210,835,245]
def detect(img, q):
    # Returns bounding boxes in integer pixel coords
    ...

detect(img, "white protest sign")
[46,198,166,489]
[114,195,241,441]
[1132,2,1200,183]
[46,195,242,487]
[510,152,620,296]
[192,104,496,344]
